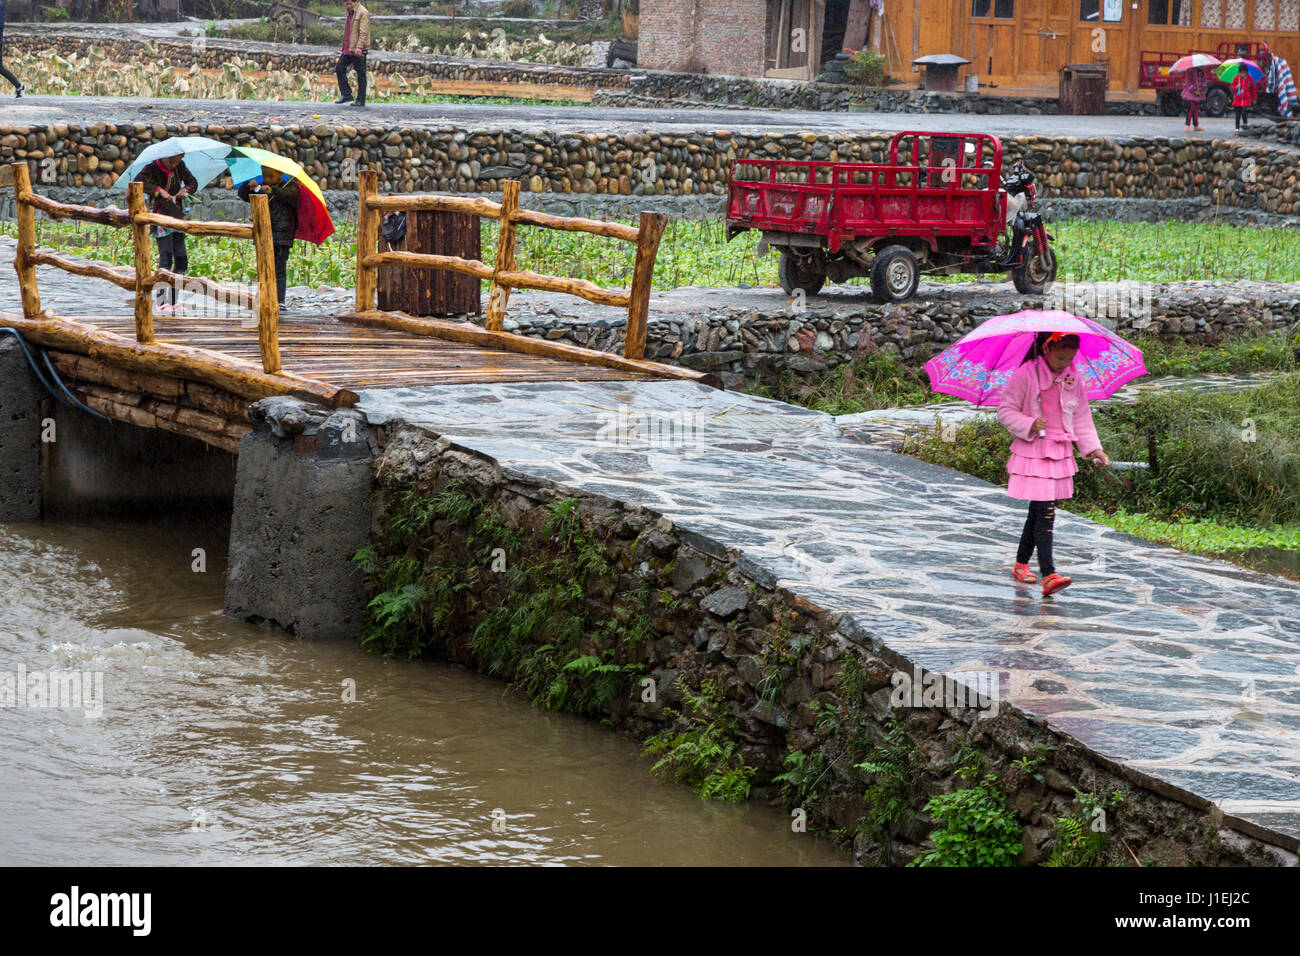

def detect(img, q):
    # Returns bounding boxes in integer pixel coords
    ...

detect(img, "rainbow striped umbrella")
[225,146,335,245]
[1216,58,1264,83]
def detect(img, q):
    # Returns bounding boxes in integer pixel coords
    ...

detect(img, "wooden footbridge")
[2,164,708,453]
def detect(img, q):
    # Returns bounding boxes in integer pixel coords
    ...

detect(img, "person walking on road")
[0,0,26,98]
[135,152,199,313]
[237,166,300,306]
[1182,66,1208,132]
[997,331,1110,597]
[335,0,371,108]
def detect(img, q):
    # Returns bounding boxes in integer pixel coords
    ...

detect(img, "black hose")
[0,327,109,421]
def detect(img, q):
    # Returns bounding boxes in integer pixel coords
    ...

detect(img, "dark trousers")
[273,242,291,305]
[1185,101,1201,127]
[1016,500,1057,577]
[0,59,18,92]
[336,53,367,104]
[1235,105,1250,128]
[155,231,188,305]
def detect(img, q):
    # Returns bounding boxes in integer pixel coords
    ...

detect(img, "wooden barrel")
[377,210,482,317]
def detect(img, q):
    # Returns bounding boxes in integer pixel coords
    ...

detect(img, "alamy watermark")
[0,662,103,718]
[593,404,707,449]
[1044,277,1153,327]
[890,665,1000,718]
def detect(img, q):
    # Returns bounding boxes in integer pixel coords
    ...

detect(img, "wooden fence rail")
[7,162,281,374]
[354,171,667,360]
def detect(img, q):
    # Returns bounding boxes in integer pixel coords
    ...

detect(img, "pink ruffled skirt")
[1007,438,1077,501]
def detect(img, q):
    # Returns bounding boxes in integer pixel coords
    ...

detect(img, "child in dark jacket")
[134,154,199,312]
[238,166,300,306]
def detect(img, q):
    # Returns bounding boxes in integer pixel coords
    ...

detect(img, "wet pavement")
[358,379,1300,848]
[3,91,1277,141]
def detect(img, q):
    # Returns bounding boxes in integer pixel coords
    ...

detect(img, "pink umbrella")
[1169,53,1221,72]
[924,309,1146,407]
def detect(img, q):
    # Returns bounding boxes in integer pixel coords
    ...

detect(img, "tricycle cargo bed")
[726,132,1006,253]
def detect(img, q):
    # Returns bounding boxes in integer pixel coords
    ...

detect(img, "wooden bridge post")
[484,180,520,331]
[127,181,155,343]
[11,163,42,319]
[356,169,380,314]
[625,211,666,360]
[250,193,282,374]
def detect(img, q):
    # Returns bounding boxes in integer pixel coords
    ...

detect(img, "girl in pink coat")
[996,332,1110,595]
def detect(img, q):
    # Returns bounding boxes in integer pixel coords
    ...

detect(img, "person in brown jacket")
[335,0,371,108]
[134,153,199,312]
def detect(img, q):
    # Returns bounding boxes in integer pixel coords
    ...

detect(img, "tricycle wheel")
[1012,239,1057,295]
[1158,92,1182,116]
[778,250,826,296]
[870,245,920,303]
[1204,86,1229,118]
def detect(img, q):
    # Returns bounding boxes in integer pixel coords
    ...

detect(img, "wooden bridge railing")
[8,162,283,374]
[354,171,667,360]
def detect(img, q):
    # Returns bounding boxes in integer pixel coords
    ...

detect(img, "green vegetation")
[354,482,647,717]
[219,13,619,60]
[910,773,1023,867]
[1044,790,1127,867]
[17,216,1300,304]
[640,679,757,802]
[855,718,919,860]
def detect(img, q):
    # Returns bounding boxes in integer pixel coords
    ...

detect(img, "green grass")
[13,214,1300,292]
[1075,509,1300,554]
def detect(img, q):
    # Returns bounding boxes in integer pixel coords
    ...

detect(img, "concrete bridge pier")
[223,398,376,640]
[0,339,44,521]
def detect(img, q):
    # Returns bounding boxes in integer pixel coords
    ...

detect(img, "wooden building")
[883,1,1300,92]
[639,1,1300,92]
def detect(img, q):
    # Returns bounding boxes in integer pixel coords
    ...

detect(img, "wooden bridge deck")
[48,312,663,389]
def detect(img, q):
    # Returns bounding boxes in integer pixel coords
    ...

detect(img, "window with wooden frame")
[972,0,1015,18]
[1148,0,1192,25]
[1200,0,1247,28]
[1080,0,1123,21]
[1256,0,1300,31]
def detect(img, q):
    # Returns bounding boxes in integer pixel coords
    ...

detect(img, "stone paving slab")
[358,379,1300,848]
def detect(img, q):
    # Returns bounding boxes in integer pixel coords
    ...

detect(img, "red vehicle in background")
[726,131,1057,303]
[1140,40,1273,116]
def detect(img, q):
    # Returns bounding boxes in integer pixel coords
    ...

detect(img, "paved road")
[4,92,1274,140]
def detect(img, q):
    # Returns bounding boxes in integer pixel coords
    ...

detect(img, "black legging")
[1016,500,1056,577]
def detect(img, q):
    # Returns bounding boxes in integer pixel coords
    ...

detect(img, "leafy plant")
[641,679,756,802]
[845,49,887,89]
[910,774,1023,867]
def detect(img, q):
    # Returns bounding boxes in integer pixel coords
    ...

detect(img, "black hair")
[1022,331,1080,364]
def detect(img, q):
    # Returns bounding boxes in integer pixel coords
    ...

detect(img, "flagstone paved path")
[359,379,1300,850]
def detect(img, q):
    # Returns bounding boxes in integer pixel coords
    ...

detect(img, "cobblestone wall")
[0,122,1291,216]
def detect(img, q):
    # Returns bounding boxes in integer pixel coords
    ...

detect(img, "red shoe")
[1042,573,1072,596]
[1012,563,1037,584]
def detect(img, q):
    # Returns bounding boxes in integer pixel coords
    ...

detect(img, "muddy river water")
[0,515,844,866]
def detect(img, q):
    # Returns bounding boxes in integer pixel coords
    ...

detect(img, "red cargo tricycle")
[725,131,1057,303]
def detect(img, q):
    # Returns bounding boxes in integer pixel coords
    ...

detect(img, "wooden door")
[1020,0,1074,80]
[768,0,815,78]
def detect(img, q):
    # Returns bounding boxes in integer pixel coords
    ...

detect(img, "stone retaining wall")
[298,401,1292,866]
[1,122,1294,214]
[501,282,1300,389]
[603,76,1163,116]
